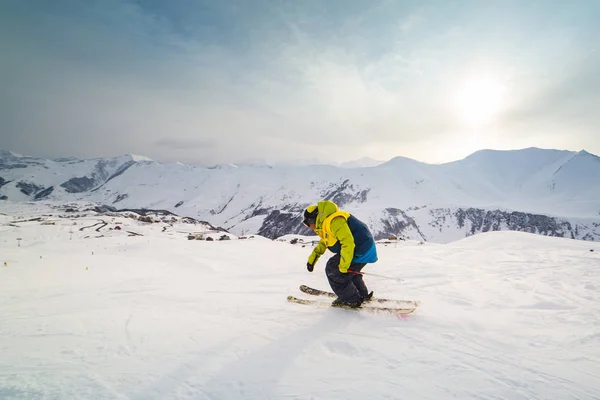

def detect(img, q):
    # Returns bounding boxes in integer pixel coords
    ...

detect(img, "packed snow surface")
[1,204,599,399]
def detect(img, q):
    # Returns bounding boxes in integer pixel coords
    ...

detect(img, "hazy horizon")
[1,145,594,168]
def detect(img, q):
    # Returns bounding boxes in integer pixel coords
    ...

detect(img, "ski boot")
[332,297,362,309]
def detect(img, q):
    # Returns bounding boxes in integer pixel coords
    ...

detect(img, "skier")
[303,200,378,308]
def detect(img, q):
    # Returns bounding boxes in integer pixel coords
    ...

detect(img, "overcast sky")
[1,0,599,165]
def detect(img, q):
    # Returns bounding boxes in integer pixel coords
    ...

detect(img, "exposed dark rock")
[34,186,54,200]
[54,157,79,162]
[175,201,184,208]
[251,207,271,217]
[454,208,571,237]
[16,181,44,196]
[0,195,7,200]
[102,160,135,186]
[113,194,128,204]
[94,205,117,213]
[374,208,426,240]
[251,184,370,238]
[321,179,369,207]
[0,162,29,170]
[0,177,10,188]
[257,209,310,239]
[59,158,135,194]
[118,208,176,217]
[0,153,44,170]
[88,160,136,192]
[60,176,97,193]
[257,205,599,242]
[214,191,237,214]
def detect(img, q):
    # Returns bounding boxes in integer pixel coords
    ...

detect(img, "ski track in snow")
[0,205,599,399]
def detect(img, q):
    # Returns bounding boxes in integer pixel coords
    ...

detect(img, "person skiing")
[303,200,378,308]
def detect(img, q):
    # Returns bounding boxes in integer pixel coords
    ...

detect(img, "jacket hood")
[315,200,339,230]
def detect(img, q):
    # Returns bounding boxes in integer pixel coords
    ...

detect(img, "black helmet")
[303,205,317,227]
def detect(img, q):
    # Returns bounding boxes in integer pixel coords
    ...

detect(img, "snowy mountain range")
[1,148,599,242]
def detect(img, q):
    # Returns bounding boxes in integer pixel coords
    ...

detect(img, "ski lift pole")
[348,269,403,282]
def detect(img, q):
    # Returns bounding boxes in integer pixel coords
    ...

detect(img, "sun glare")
[455,77,506,126]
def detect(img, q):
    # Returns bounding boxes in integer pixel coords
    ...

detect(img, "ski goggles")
[303,216,316,227]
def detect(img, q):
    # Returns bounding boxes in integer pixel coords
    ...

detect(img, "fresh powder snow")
[1,202,599,399]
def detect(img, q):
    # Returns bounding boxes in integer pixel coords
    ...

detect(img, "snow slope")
[2,147,600,243]
[0,153,145,202]
[1,203,599,399]
[1,148,598,219]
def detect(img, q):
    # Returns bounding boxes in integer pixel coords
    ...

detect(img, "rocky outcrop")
[257,209,311,238]
[0,152,44,170]
[254,206,600,242]
[371,207,598,242]
[91,160,135,191]
[60,176,97,193]
[17,181,45,196]
[321,179,369,207]
[374,208,426,240]
[0,177,10,189]
[0,162,30,170]
[454,208,570,237]
[34,186,54,200]
[113,194,128,204]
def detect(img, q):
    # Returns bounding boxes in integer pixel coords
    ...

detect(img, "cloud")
[155,138,216,150]
[1,0,599,165]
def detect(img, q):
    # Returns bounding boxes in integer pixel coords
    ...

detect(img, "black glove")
[306,262,314,272]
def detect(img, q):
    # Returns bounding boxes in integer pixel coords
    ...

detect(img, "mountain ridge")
[2,146,587,169]
[1,147,599,243]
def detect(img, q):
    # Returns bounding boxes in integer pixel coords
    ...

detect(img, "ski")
[299,285,420,307]
[287,296,416,315]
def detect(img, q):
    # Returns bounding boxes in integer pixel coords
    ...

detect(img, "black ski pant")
[325,254,369,303]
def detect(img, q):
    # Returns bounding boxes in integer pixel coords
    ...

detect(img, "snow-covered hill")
[1,203,599,399]
[1,148,599,242]
[338,156,385,168]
